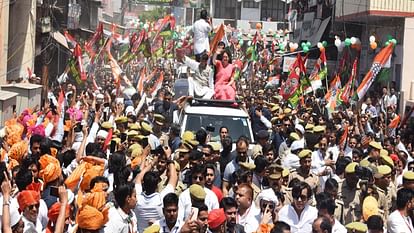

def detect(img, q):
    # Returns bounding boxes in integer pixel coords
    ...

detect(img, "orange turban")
[5,119,24,145]
[8,141,28,163]
[39,154,62,185]
[48,202,70,223]
[17,190,40,212]
[77,205,109,230]
[80,163,104,192]
[65,163,87,191]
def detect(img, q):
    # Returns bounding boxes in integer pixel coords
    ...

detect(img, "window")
[260,0,287,21]
[214,0,237,19]
[243,0,259,8]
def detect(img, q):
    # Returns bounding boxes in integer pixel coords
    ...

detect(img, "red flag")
[210,24,225,54]
[388,115,400,129]
[103,128,112,151]
[279,54,305,100]
[85,23,104,61]
[73,44,86,81]
[340,58,358,104]
[357,43,394,100]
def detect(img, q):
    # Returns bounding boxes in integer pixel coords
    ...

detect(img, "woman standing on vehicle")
[212,47,236,100]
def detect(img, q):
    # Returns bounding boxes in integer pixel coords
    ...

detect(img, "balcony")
[336,0,414,20]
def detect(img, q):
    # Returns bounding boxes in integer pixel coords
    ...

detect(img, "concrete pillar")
[0,0,9,84]
[7,0,37,81]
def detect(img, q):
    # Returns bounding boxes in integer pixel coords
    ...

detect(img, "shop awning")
[51,31,70,50]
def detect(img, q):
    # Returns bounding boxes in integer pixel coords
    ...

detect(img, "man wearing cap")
[115,116,128,134]
[402,171,414,189]
[374,165,394,216]
[339,162,362,223]
[366,141,383,165]
[267,164,292,205]
[294,124,306,149]
[281,133,302,170]
[290,149,319,193]
[252,130,270,159]
[387,188,414,233]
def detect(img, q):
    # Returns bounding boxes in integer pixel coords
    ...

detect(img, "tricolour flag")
[85,23,104,62]
[357,43,394,100]
[137,67,147,96]
[325,74,342,111]
[64,30,77,49]
[340,58,358,104]
[307,49,327,93]
[339,125,348,150]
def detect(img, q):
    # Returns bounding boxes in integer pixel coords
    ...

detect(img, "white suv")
[173,99,255,144]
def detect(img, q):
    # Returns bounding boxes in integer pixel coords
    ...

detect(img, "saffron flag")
[357,43,394,100]
[307,49,327,92]
[388,115,400,129]
[210,24,225,54]
[340,58,358,104]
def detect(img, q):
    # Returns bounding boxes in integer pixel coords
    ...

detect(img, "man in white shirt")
[182,54,215,99]
[105,182,138,233]
[278,181,318,233]
[192,10,211,62]
[16,190,43,233]
[153,193,183,233]
[235,183,260,233]
[387,188,414,233]
[135,157,178,232]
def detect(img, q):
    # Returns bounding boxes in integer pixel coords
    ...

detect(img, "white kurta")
[177,187,219,222]
[184,57,214,99]
[387,210,414,233]
[278,204,318,233]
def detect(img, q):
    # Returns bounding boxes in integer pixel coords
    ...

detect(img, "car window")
[185,113,253,143]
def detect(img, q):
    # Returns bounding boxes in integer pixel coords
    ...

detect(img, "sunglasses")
[27,203,40,210]
[192,176,204,181]
[293,195,308,201]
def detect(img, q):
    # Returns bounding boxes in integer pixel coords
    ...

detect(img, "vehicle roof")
[183,104,249,117]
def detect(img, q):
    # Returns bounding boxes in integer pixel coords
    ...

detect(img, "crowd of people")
[1,9,414,233]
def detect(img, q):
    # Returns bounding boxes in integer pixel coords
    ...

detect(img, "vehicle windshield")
[185,113,253,143]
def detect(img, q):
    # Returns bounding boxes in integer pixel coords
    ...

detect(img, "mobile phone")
[50,186,59,197]
[120,133,127,142]
[141,137,149,148]
[103,111,107,121]
[190,207,199,221]
[110,140,117,153]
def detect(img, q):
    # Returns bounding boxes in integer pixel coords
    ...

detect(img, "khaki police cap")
[313,125,326,133]
[345,162,358,174]
[101,121,113,130]
[403,171,414,181]
[115,116,128,124]
[369,141,382,150]
[345,222,367,233]
[189,184,206,200]
[298,149,312,159]
[374,165,392,178]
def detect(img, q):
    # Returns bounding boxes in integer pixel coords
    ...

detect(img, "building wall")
[401,17,414,110]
